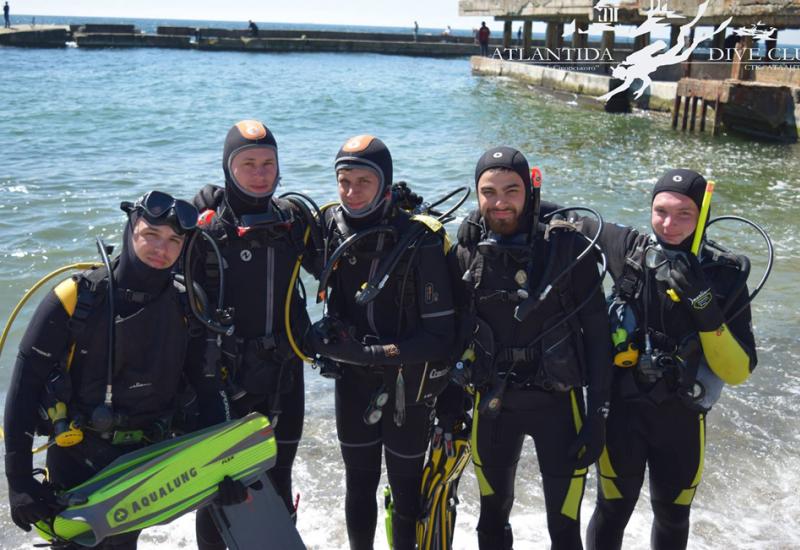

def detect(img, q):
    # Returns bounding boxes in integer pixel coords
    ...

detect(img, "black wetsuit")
[4,258,197,550]
[452,208,613,550]
[189,196,313,549]
[315,204,455,550]
[579,219,757,550]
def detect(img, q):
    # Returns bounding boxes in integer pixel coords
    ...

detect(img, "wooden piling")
[672,94,681,129]
[689,97,699,131]
[700,99,708,132]
[681,96,690,131]
[712,94,723,136]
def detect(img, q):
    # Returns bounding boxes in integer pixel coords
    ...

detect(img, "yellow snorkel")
[691,181,715,255]
[665,180,715,302]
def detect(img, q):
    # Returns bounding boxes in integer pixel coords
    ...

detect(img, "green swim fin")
[35,412,277,547]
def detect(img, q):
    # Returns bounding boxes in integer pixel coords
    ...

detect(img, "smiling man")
[188,120,317,549]
[576,168,758,550]
[450,146,612,549]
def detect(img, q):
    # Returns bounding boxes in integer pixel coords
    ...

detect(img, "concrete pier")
[0,24,494,57]
[0,24,69,47]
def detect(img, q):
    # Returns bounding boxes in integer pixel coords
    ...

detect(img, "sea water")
[1,23,799,549]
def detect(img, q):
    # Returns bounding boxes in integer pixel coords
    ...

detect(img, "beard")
[483,208,522,235]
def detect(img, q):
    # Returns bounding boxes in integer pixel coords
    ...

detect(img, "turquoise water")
[1,41,799,549]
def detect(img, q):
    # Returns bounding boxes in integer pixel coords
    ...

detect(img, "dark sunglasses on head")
[122,190,198,232]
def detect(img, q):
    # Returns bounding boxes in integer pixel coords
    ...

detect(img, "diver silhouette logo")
[240,250,252,262]
[492,152,503,159]
[599,0,731,101]
[733,21,777,41]
[673,175,683,182]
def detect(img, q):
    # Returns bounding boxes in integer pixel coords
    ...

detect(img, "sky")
[12,0,500,30]
[10,0,800,43]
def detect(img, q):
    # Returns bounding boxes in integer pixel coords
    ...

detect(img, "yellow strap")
[598,448,623,499]
[674,413,705,505]
[698,323,751,385]
[470,393,495,496]
[410,214,451,254]
[561,475,586,520]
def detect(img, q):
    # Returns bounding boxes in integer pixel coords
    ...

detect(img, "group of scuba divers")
[2,118,773,550]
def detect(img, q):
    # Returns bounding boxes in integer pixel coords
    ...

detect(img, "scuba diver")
[307,135,456,550]
[450,147,613,550]
[580,169,759,550]
[3,190,208,549]
[187,120,320,549]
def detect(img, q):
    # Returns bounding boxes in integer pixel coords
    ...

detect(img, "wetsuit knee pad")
[345,466,381,496]
[651,498,691,549]
[386,472,423,517]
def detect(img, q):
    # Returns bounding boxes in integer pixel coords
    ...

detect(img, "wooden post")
[712,30,726,50]
[732,36,754,80]
[690,96,699,131]
[503,20,512,50]
[672,94,681,129]
[681,96,690,131]
[634,32,650,52]
[765,32,777,64]
[670,25,680,47]
[700,98,708,132]
[523,20,532,58]
[712,94,723,136]
[573,20,588,49]
[601,29,615,75]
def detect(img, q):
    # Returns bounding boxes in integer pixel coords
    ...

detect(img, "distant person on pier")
[478,21,491,57]
[414,20,419,42]
[517,26,522,46]
[441,25,452,43]
[248,19,259,37]
[4,2,10,29]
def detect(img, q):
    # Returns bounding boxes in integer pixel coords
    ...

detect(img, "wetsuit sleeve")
[4,286,73,476]
[370,232,456,365]
[570,235,614,404]
[577,216,639,284]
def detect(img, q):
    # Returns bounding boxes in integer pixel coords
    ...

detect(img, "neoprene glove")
[308,318,382,366]
[666,254,725,332]
[7,475,64,531]
[216,476,248,507]
[192,184,225,212]
[567,396,609,469]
